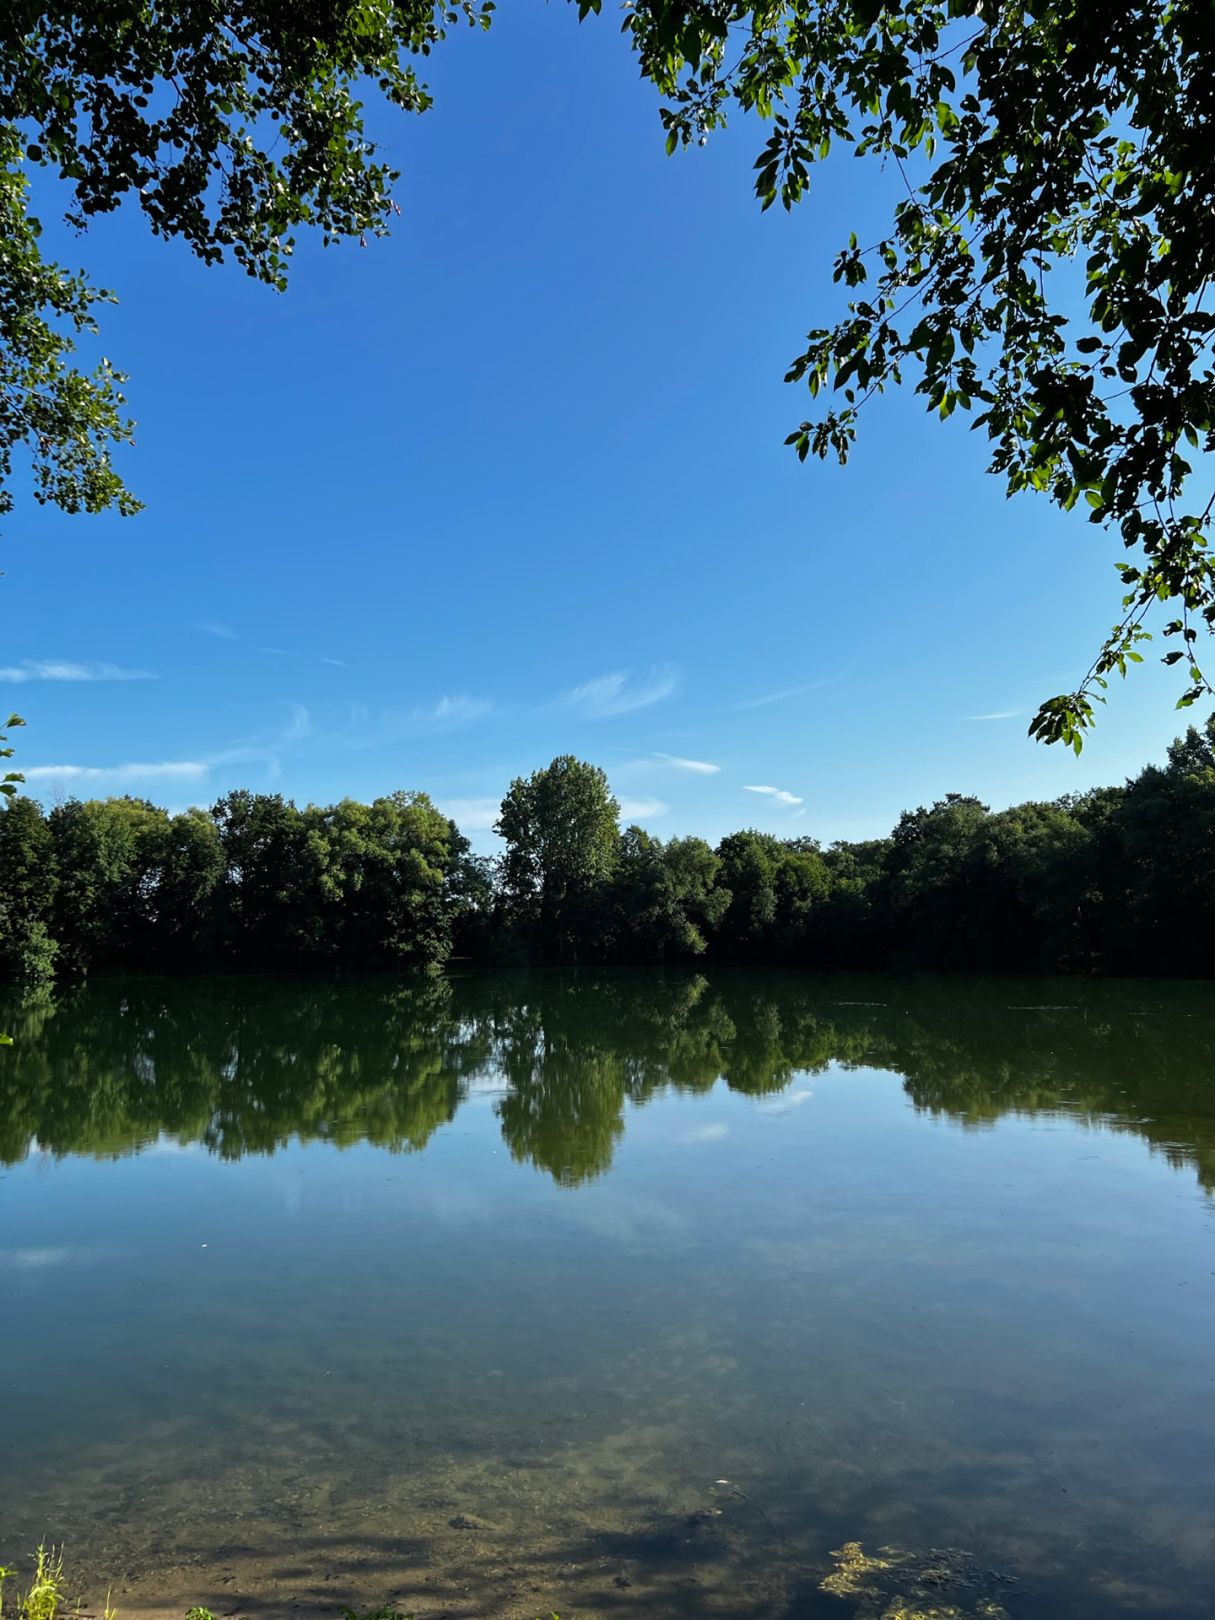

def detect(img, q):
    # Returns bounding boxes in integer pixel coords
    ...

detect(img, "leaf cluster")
[603,0,1215,743]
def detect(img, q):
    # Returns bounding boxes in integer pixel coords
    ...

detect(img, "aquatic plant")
[0,1546,68,1620]
[820,1540,1011,1620]
[339,1607,414,1620]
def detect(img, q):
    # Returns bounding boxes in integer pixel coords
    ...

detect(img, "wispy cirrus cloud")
[966,708,1024,721]
[203,702,312,777]
[559,666,678,719]
[652,752,720,774]
[22,760,208,785]
[413,694,492,729]
[744,784,803,807]
[332,696,493,754]
[731,678,838,712]
[618,796,670,821]
[24,704,315,794]
[195,621,236,640]
[0,660,156,684]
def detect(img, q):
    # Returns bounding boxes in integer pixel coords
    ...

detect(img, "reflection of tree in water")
[0,975,481,1165]
[1,971,1212,1191]
[818,977,1215,1193]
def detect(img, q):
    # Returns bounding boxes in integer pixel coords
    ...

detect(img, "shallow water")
[0,970,1212,1619]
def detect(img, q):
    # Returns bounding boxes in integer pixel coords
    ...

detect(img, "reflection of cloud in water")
[682,1122,730,1143]
[759,1088,814,1116]
[1,1246,75,1269]
[391,1184,499,1227]
[561,1191,690,1246]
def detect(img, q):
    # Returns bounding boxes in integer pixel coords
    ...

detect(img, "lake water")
[0,970,1212,1620]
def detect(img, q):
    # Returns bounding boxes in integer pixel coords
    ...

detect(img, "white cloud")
[200,702,312,775]
[416,694,492,728]
[440,796,500,832]
[653,752,720,774]
[682,1123,730,1143]
[325,699,490,754]
[559,666,678,718]
[0,1247,72,1270]
[759,1088,814,1116]
[731,678,837,712]
[744,784,803,806]
[22,761,209,785]
[618,796,670,821]
[195,621,236,639]
[966,709,1024,721]
[320,657,348,667]
[281,702,312,742]
[23,703,313,797]
[0,660,156,684]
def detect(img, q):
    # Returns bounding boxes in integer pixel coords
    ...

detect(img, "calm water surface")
[0,970,1212,1619]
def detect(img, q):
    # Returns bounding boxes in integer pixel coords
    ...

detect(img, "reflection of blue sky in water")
[0,969,1212,1620]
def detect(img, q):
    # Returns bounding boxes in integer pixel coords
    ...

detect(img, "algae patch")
[819,1540,1013,1619]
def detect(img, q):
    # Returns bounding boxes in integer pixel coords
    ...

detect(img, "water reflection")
[3,969,1213,1192]
[2,970,1213,1620]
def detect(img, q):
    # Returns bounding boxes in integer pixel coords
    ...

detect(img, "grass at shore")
[0,1556,568,1620]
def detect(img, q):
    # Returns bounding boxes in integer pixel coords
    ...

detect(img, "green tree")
[0,791,56,982]
[885,793,993,967]
[1107,716,1215,975]
[495,756,621,960]
[309,791,469,969]
[815,837,892,967]
[212,790,329,965]
[611,826,728,961]
[979,800,1097,972]
[0,1,492,520]
[609,0,1215,744]
[48,796,170,971]
[714,829,828,959]
[158,807,226,967]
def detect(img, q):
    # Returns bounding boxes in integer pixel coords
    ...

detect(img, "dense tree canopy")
[0,785,473,980]
[2,727,1214,983]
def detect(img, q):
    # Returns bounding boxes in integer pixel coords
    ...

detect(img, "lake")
[0,970,1212,1620]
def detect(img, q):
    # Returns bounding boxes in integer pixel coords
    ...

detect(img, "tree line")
[2,720,1215,984]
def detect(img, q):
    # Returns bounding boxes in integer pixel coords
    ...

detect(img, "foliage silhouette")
[4,724,1215,984]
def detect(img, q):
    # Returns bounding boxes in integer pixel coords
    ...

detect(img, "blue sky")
[4,7,1204,850]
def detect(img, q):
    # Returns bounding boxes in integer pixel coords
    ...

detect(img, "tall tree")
[158,807,226,967]
[211,790,329,965]
[496,756,621,960]
[48,796,169,971]
[0,790,56,981]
